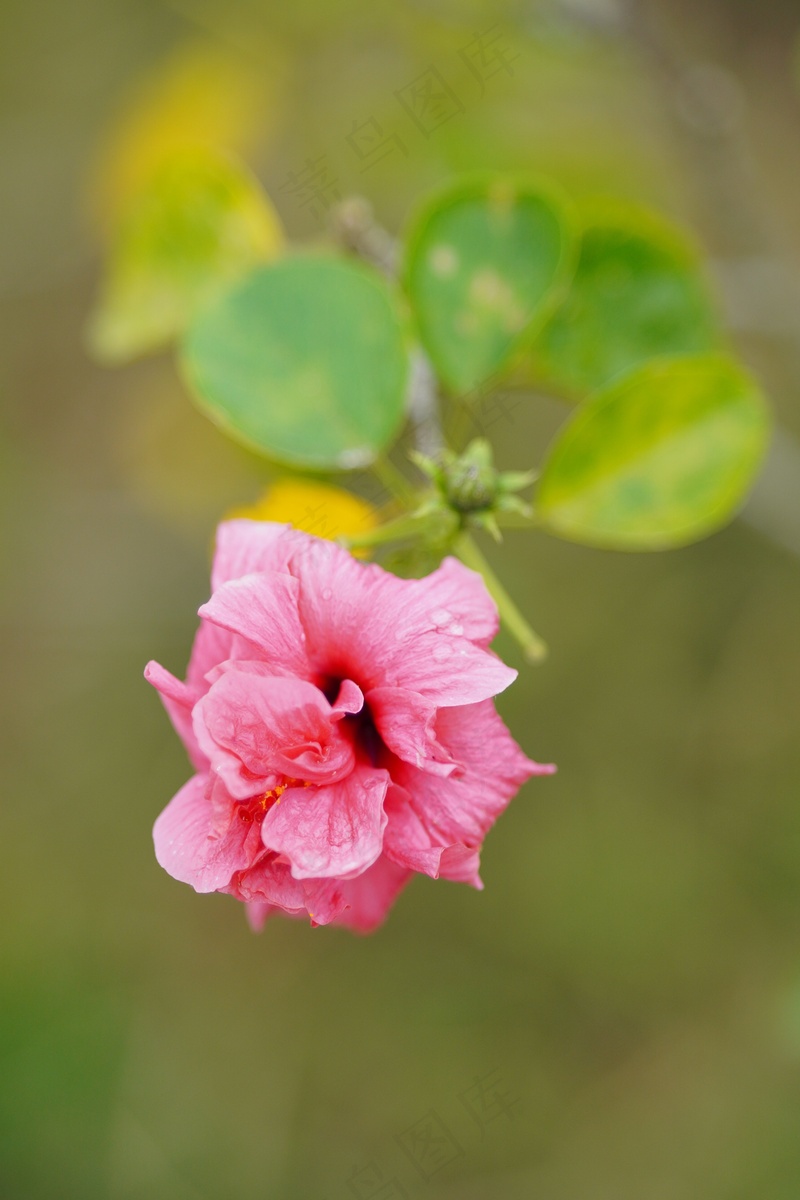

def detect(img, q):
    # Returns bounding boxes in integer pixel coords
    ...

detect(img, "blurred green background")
[3,1,800,1197]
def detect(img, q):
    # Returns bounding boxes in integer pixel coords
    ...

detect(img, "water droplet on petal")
[321,587,333,601]
[432,641,453,661]
[429,608,452,628]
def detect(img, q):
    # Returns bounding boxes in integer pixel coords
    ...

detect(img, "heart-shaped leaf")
[88,149,282,363]
[181,255,410,469]
[403,178,575,396]
[535,354,770,549]
[533,201,722,395]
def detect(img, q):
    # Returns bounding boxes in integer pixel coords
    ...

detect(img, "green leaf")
[532,201,722,395]
[535,354,770,549]
[402,177,575,396]
[181,255,409,469]
[88,149,283,362]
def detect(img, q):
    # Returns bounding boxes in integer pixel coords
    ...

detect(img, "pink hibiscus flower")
[146,521,554,932]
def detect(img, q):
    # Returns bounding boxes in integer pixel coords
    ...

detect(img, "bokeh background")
[3,1,800,1196]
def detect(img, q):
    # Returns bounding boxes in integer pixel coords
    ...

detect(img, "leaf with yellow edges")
[88,149,283,363]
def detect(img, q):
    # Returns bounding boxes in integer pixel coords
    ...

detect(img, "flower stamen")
[262,777,312,811]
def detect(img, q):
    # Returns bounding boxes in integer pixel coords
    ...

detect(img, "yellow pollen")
[262,778,312,808]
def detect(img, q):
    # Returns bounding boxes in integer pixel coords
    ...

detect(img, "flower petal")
[212,519,300,590]
[283,537,516,704]
[194,672,354,795]
[229,857,347,925]
[203,658,289,687]
[388,638,517,706]
[438,844,484,886]
[390,700,554,850]
[144,660,206,771]
[330,678,365,721]
[261,763,389,879]
[333,855,413,932]
[185,616,241,692]
[199,571,310,677]
[382,784,483,887]
[367,686,456,776]
[245,901,283,932]
[409,555,500,646]
[153,774,261,893]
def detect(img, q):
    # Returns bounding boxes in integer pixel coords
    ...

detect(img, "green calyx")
[411,438,535,540]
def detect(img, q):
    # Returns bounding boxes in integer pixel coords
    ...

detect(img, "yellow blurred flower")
[229,479,380,555]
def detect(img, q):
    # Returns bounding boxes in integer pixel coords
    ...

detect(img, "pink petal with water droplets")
[261,763,389,880]
[283,537,516,704]
[194,672,354,800]
[390,700,553,852]
[368,686,456,776]
[382,784,483,887]
[199,571,310,677]
[153,775,261,893]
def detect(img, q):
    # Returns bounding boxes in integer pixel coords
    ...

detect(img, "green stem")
[341,511,439,551]
[369,456,415,507]
[455,532,548,664]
